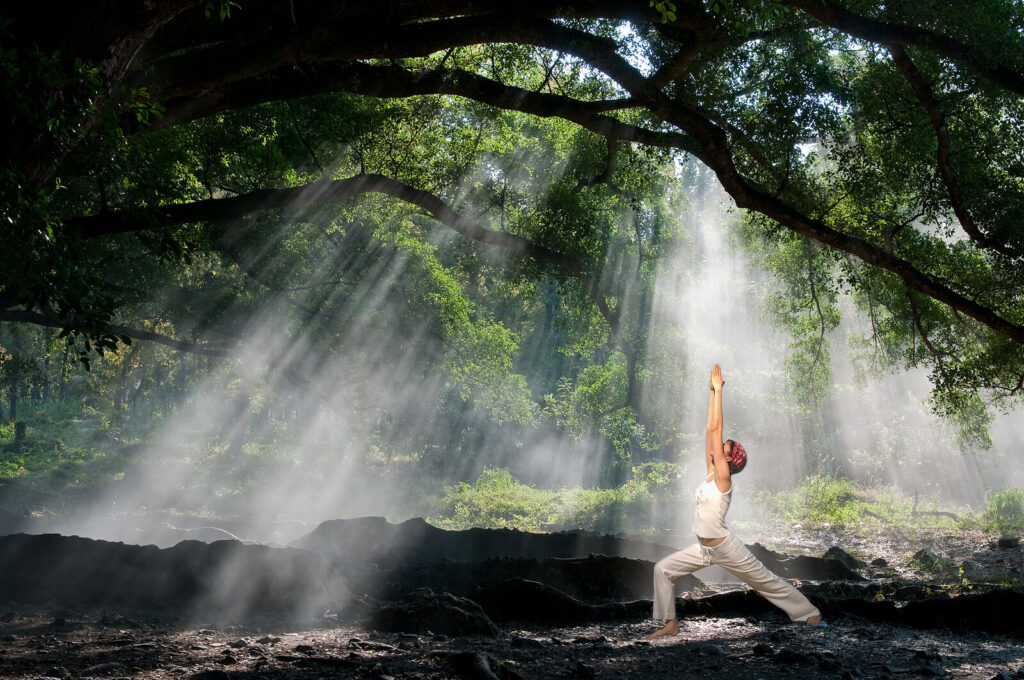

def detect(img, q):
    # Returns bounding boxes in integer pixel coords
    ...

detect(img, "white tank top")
[692,474,732,538]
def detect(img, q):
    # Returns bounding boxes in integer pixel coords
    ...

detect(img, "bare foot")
[806,614,823,626]
[645,619,679,639]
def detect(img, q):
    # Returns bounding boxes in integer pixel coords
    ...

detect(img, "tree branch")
[0,309,234,358]
[781,0,1024,96]
[886,44,1019,259]
[495,15,1024,346]
[67,173,642,406]
[150,62,699,157]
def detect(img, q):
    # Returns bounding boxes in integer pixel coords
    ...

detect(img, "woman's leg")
[651,543,709,621]
[709,536,821,622]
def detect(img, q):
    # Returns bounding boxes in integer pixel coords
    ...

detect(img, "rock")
[228,639,248,648]
[81,662,125,676]
[470,578,648,625]
[98,612,136,627]
[989,672,1012,680]
[819,658,843,672]
[773,648,807,664]
[911,549,942,570]
[255,635,280,644]
[291,516,678,565]
[892,585,930,601]
[752,643,774,657]
[362,552,691,601]
[959,560,985,578]
[870,557,888,567]
[0,533,333,620]
[44,668,69,679]
[510,635,546,649]
[823,546,864,570]
[190,671,230,680]
[704,644,729,656]
[898,588,1024,636]
[574,662,596,679]
[997,536,1020,549]
[916,661,947,676]
[747,544,865,581]
[370,588,500,636]
[447,651,500,680]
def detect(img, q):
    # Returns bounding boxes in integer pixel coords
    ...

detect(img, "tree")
[2,0,1023,435]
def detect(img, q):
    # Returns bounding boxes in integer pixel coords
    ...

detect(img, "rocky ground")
[750,523,1023,585]
[1,604,1023,680]
[1,524,1021,680]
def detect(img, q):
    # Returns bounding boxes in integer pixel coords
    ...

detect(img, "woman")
[647,364,823,639]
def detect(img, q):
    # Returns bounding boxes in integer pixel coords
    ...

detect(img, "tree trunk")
[57,344,70,404]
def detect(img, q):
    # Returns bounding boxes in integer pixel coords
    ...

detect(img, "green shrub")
[757,476,959,530]
[983,488,1024,534]
[758,476,862,527]
[432,467,556,532]
[430,462,683,534]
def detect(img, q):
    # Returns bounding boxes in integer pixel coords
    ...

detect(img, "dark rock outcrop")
[823,546,864,571]
[369,588,500,636]
[0,533,332,619]
[357,553,699,601]
[291,517,679,565]
[469,578,649,625]
[747,543,866,582]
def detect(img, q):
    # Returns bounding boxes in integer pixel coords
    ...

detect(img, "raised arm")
[706,364,732,492]
[704,386,716,476]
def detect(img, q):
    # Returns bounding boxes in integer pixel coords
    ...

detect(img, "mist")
[24,163,1018,552]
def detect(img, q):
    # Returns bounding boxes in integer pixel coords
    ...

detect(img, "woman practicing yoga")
[647,364,823,639]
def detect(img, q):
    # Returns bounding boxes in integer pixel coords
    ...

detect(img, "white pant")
[652,534,821,622]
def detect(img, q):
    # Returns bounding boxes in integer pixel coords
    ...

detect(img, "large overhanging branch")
[780,0,1024,97]
[67,173,642,407]
[107,9,1024,347]
[151,61,701,159]
[886,44,1019,260]
[461,15,1024,346]
[132,12,1024,347]
[0,309,234,358]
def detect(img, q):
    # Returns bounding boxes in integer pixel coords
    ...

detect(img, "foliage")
[982,488,1024,534]
[756,475,959,530]
[431,462,682,534]
[2,1,1024,517]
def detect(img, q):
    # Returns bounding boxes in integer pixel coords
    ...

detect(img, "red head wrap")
[728,441,747,475]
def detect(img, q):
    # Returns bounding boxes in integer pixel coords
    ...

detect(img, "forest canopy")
[2,0,1023,470]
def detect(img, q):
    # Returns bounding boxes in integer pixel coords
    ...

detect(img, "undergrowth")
[429,463,682,534]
